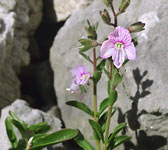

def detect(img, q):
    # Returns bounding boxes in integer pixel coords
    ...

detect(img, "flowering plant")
[5,0,145,150]
[66,0,145,150]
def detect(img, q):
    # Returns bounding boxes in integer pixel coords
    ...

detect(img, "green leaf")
[5,117,18,149]
[93,71,102,84]
[11,120,26,138]
[31,129,78,149]
[109,136,131,149]
[108,123,127,144]
[98,111,108,132]
[79,45,93,52]
[113,73,123,88]
[79,39,98,52]
[103,68,110,79]
[123,59,129,66]
[98,97,108,117]
[103,0,113,7]
[66,101,94,117]
[74,130,94,150]
[99,107,117,132]
[29,122,51,134]
[17,139,27,150]
[97,59,106,71]
[89,119,104,142]
[132,37,138,47]
[79,39,91,45]
[108,90,118,105]
[95,22,99,31]
[9,111,27,130]
[79,52,92,63]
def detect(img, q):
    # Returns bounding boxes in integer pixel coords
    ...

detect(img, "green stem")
[103,62,114,150]
[104,104,113,150]
[93,86,97,121]
[93,48,101,150]
[93,48,97,121]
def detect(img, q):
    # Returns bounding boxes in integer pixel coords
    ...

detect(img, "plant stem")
[93,48,97,121]
[103,62,114,150]
[93,48,101,150]
[104,104,113,150]
[103,2,118,149]
[110,4,117,27]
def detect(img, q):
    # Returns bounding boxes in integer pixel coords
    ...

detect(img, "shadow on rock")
[117,68,167,150]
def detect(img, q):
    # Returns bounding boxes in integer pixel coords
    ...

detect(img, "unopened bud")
[85,20,98,40]
[128,22,145,33]
[100,9,111,25]
[103,0,113,7]
[119,0,130,14]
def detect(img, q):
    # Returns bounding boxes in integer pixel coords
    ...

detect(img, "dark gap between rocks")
[18,0,65,110]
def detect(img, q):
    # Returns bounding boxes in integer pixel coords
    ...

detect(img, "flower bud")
[128,22,145,33]
[100,9,111,25]
[119,0,130,14]
[103,0,113,7]
[85,20,98,40]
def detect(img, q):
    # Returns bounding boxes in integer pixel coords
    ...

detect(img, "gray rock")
[0,100,65,150]
[0,0,42,109]
[50,0,168,149]
[54,0,94,21]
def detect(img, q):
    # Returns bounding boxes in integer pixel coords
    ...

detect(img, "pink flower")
[70,65,91,91]
[100,26,136,68]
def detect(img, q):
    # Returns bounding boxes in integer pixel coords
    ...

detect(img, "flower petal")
[70,81,79,91]
[125,42,136,60]
[100,40,115,58]
[108,26,131,46]
[113,49,126,68]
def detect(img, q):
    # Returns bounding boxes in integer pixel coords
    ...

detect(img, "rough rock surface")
[54,0,94,21]
[0,0,42,109]
[50,0,168,149]
[0,100,65,150]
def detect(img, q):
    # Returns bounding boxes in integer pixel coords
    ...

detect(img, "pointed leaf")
[108,123,127,144]
[93,71,102,84]
[113,73,123,88]
[79,45,93,52]
[103,68,110,79]
[89,119,104,142]
[99,107,117,132]
[74,131,94,150]
[108,90,118,105]
[97,59,106,71]
[9,111,27,130]
[98,97,108,117]
[66,101,94,117]
[79,52,93,63]
[5,117,18,149]
[110,135,131,149]
[29,122,51,134]
[31,129,78,149]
